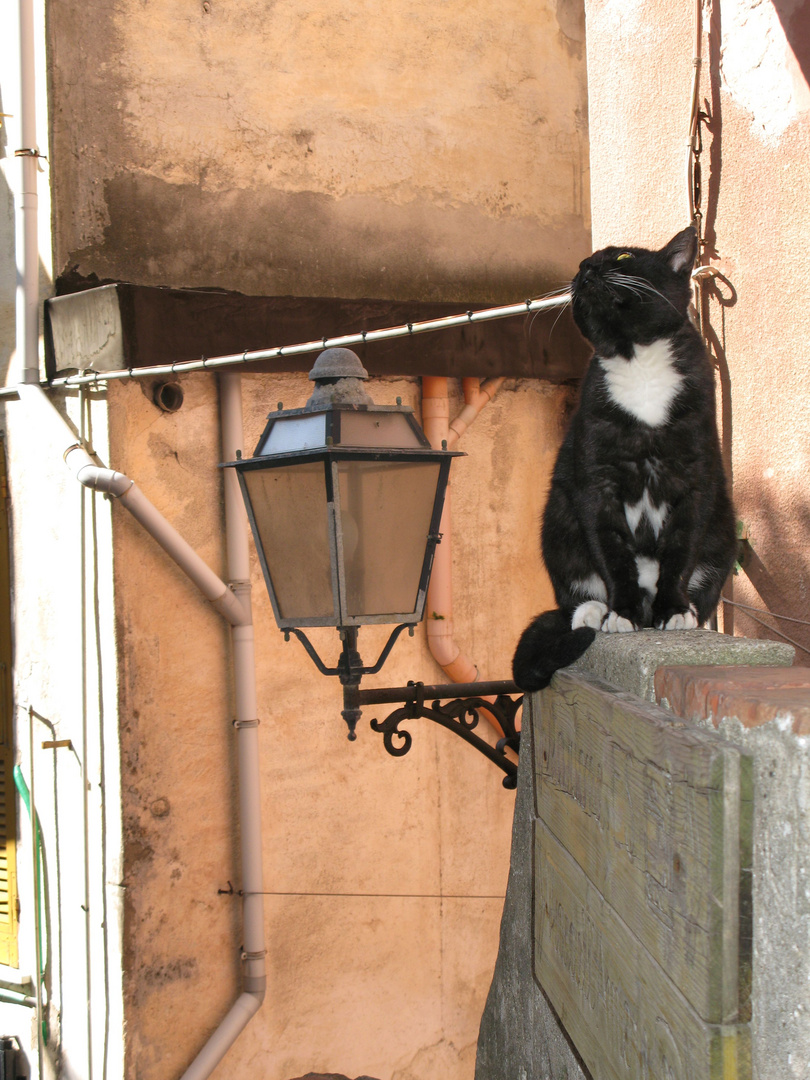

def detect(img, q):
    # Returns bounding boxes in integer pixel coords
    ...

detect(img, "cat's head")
[571,226,698,358]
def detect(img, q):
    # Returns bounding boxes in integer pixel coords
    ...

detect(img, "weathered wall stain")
[48,0,590,301]
[63,172,589,302]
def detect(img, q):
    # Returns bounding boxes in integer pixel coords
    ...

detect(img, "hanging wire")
[722,598,810,657]
[687,0,704,241]
[722,599,810,629]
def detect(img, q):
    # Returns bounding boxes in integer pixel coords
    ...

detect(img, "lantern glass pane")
[243,462,334,620]
[336,459,441,617]
[338,410,424,448]
[257,413,327,454]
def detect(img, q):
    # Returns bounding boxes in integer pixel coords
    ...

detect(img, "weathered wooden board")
[535,820,751,1080]
[533,668,753,1079]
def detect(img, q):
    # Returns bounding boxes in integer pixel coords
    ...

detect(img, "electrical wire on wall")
[687,0,704,248]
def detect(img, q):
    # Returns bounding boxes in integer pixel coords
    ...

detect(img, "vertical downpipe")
[179,374,266,1080]
[220,372,266,1006]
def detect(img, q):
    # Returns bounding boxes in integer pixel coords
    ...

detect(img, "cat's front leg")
[588,516,648,631]
[652,588,699,630]
[651,502,701,629]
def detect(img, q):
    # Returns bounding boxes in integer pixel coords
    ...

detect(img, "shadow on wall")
[697,254,809,661]
[771,0,810,84]
[732,486,810,661]
[701,0,724,264]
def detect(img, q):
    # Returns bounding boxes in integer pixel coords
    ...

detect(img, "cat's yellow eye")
[616,252,633,261]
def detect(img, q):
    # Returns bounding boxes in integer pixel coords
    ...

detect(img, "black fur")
[513,226,737,692]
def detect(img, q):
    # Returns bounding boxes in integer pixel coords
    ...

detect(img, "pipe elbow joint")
[74,461,132,497]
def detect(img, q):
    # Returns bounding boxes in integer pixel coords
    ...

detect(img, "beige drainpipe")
[421,376,505,683]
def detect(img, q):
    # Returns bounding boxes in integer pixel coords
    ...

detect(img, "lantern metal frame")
[227,409,457,631]
[221,350,523,785]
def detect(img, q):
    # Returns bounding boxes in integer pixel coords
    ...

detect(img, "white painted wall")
[1,4,125,1077]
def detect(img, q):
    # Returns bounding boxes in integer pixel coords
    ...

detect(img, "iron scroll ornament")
[284,626,522,787]
[364,680,522,789]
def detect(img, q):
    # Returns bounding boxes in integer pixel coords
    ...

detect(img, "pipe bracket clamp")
[241,949,267,962]
[232,718,260,729]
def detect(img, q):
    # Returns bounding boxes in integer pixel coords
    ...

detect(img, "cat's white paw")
[572,600,609,630]
[663,605,699,630]
[601,611,635,633]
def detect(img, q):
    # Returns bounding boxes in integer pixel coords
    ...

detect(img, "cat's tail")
[512,610,596,692]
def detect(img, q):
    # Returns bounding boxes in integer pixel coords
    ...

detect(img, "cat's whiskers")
[547,294,573,340]
[526,288,573,347]
[607,272,682,315]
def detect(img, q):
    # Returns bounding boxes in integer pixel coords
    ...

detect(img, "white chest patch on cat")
[599,339,683,427]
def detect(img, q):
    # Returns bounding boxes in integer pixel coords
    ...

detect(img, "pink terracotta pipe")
[421,376,505,686]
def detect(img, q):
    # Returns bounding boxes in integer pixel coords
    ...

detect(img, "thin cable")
[723,599,810,657]
[237,890,506,899]
[722,598,810,629]
[0,292,571,397]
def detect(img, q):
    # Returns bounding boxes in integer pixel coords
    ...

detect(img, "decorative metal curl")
[371,706,415,757]
[369,683,522,789]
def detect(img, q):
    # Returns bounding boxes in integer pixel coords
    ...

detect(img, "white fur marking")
[624,488,669,539]
[601,611,635,633]
[688,565,711,593]
[572,575,608,603]
[572,600,608,630]
[635,555,660,595]
[664,607,699,630]
[624,500,643,534]
[600,339,683,427]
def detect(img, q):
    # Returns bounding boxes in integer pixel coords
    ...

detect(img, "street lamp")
[223,349,521,786]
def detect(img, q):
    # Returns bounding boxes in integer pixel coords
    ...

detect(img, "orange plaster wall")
[36,0,592,1072]
[108,372,566,1080]
[583,0,810,657]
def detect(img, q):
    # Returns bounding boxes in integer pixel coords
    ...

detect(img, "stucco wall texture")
[48,0,590,302]
[35,0,592,1076]
[108,373,567,1080]
[583,0,810,658]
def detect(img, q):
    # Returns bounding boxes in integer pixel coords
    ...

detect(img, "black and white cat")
[512,226,737,692]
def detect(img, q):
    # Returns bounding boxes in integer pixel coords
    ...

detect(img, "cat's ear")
[661,226,698,274]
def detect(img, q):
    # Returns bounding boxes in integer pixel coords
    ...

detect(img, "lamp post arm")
[283,621,523,787]
[357,678,521,705]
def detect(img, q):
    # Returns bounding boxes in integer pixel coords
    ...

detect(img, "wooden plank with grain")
[532,668,753,1078]
[534,818,751,1080]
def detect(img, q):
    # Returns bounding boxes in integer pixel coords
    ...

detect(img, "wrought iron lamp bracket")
[366,682,521,789]
[283,623,413,679]
[285,627,522,785]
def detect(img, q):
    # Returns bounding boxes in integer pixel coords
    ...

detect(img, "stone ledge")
[571,628,794,701]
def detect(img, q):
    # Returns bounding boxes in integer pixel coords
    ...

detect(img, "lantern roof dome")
[308,348,369,382]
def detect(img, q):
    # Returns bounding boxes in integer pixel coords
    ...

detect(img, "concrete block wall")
[476,630,796,1080]
[656,665,810,1080]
